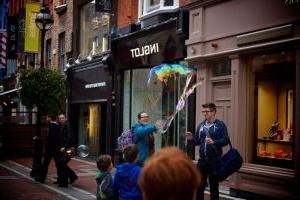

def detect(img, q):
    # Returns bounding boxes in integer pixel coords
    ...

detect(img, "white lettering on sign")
[130,43,159,58]
[85,82,106,89]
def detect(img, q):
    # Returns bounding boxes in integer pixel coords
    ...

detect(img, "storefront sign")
[70,65,110,102]
[7,17,17,59]
[25,3,40,53]
[17,9,25,53]
[85,82,106,89]
[114,28,185,68]
[130,43,159,58]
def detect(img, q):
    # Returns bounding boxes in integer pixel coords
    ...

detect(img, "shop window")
[80,1,110,58]
[122,66,190,150]
[253,52,295,169]
[58,32,65,73]
[139,0,179,17]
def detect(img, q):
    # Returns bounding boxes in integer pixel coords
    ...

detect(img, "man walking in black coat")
[35,114,61,184]
[58,114,78,186]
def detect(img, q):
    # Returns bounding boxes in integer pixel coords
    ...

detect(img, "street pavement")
[0,157,97,200]
[0,157,244,200]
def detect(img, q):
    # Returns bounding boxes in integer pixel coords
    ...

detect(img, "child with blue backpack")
[113,144,142,200]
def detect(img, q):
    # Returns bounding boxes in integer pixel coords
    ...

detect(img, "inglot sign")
[114,29,186,68]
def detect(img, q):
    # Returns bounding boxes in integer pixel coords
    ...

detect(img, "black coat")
[60,122,73,148]
[46,122,61,153]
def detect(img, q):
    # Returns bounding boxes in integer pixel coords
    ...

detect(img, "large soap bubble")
[77,145,89,158]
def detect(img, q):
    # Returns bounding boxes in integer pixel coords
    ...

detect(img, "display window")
[251,51,295,169]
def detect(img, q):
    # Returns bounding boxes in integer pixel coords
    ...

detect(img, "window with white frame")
[139,0,179,17]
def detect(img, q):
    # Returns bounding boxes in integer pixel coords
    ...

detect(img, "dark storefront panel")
[70,64,110,103]
[114,28,186,69]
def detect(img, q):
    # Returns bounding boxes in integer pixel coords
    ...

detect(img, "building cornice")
[184,0,228,10]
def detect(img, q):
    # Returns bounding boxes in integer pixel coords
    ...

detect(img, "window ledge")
[139,7,178,21]
[55,4,67,15]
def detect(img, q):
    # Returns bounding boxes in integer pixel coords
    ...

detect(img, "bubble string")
[159,75,202,134]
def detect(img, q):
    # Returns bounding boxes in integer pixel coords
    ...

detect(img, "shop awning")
[0,87,21,97]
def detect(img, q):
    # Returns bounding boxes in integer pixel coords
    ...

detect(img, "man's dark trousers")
[38,150,60,182]
[196,157,220,200]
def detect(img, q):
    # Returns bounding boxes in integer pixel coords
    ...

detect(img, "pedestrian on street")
[113,144,142,200]
[57,114,78,186]
[139,146,201,200]
[186,103,230,200]
[132,111,161,166]
[35,114,61,184]
[96,154,114,200]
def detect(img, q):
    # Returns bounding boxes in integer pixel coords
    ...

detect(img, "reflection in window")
[80,2,110,57]
[123,67,189,151]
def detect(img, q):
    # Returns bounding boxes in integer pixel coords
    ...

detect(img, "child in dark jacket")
[96,155,114,200]
[113,144,142,200]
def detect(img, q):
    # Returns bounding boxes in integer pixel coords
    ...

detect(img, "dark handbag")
[59,147,75,164]
[215,141,243,182]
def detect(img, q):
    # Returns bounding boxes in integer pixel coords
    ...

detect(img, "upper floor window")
[139,0,179,17]
[46,39,51,68]
[58,32,65,74]
[79,1,110,58]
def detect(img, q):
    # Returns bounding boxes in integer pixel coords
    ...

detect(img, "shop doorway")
[212,80,232,133]
[211,78,232,188]
[77,103,107,157]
